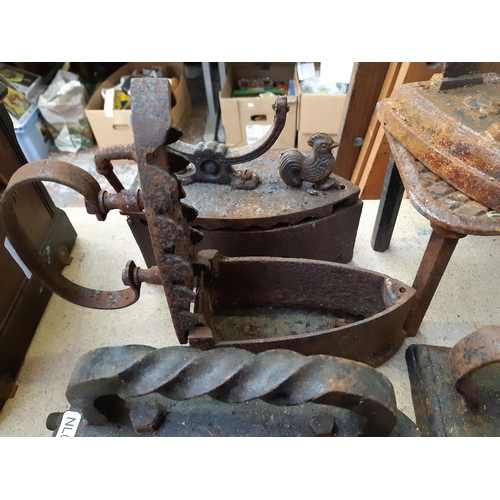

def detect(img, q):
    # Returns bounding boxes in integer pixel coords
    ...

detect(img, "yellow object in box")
[114,90,131,110]
[85,63,191,149]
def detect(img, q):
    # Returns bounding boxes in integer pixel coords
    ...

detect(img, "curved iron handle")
[66,345,398,436]
[94,143,137,193]
[93,139,189,194]
[0,160,141,310]
[449,325,500,404]
[166,95,289,165]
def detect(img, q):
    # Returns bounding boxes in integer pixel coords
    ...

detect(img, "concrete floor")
[1,197,499,436]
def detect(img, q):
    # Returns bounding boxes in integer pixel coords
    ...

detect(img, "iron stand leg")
[404,224,465,336]
[371,156,404,252]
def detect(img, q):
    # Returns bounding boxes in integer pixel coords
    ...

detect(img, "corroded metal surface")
[94,143,137,192]
[193,200,363,263]
[406,326,500,436]
[386,134,500,236]
[279,133,339,190]
[403,227,463,337]
[129,78,205,343]
[182,157,359,231]
[378,73,500,211]
[170,96,289,190]
[189,255,415,367]
[61,345,402,436]
[0,160,141,310]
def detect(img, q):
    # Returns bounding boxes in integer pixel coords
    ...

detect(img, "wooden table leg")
[371,156,405,252]
[404,224,466,336]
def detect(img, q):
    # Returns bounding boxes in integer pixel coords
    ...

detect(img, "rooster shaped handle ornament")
[279,133,339,190]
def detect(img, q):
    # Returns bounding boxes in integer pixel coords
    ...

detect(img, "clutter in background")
[85,62,191,149]
[100,66,179,114]
[234,76,295,97]
[297,62,350,95]
[38,70,95,153]
[0,63,43,121]
[0,63,53,162]
[220,62,298,150]
[295,62,352,151]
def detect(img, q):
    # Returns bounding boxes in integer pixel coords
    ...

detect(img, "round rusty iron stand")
[372,67,500,336]
[376,136,500,336]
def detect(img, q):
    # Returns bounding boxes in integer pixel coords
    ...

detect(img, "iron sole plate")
[52,396,420,437]
[126,200,362,268]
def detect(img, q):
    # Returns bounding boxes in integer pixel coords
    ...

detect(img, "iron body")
[127,155,363,265]
[47,345,419,437]
[377,72,500,211]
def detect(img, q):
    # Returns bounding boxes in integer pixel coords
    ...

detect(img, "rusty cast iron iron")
[379,134,500,336]
[377,72,500,211]
[126,155,363,266]
[185,252,414,366]
[406,325,500,436]
[94,95,361,265]
[46,345,419,437]
[0,77,415,365]
[279,132,339,190]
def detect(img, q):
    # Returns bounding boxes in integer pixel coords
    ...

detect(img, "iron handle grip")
[449,325,500,403]
[66,346,398,436]
[94,144,137,193]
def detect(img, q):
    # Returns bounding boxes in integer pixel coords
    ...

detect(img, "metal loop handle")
[0,160,140,310]
[66,345,398,436]
[449,325,500,403]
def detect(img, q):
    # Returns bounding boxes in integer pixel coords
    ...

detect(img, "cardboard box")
[85,62,191,148]
[297,62,348,151]
[297,131,339,152]
[219,63,298,150]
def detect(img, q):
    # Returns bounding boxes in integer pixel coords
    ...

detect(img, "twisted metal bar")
[66,346,398,436]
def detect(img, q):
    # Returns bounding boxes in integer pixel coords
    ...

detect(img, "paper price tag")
[56,411,82,437]
[104,88,115,118]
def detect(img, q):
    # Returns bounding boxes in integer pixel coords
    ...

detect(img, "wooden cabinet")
[0,86,77,410]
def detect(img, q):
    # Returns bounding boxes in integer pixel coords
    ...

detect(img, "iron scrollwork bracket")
[167,96,290,190]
